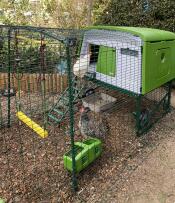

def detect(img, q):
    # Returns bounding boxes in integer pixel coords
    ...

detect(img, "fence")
[0,73,68,93]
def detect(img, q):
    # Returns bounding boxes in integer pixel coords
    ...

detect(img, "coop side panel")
[96,45,142,94]
[81,29,142,94]
[142,40,175,94]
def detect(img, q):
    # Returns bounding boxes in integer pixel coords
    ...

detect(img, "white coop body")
[77,29,143,94]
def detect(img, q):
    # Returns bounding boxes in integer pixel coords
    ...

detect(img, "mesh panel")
[0,25,173,202]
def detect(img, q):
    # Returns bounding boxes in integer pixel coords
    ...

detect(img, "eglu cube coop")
[79,26,175,94]
[0,24,175,196]
[76,26,175,134]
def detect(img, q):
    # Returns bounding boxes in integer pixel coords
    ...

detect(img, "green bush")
[95,0,175,32]
[0,42,62,73]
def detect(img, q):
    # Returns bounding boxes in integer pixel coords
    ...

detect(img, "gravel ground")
[76,109,175,203]
[116,133,175,203]
[88,114,175,203]
[0,89,175,203]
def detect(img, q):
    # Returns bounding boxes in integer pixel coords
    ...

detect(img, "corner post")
[66,39,78,191]
[7,28,11,128]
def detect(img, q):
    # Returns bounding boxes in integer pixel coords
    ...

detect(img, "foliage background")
[94,0,175,32]
[0,0,92,28]
[0,0,174,31]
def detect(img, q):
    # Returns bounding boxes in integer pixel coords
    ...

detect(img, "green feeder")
[0,198,5,203]
[64,138,102,173]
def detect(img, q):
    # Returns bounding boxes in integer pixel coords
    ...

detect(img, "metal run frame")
[0,25,173,192]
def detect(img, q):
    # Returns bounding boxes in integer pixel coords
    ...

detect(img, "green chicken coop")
[79,26,175,94]
[75,26,175,134]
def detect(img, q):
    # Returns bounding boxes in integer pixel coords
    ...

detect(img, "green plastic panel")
[87,26,175,42]
[142,40,175,94]
[63,138,102,173]
[97,46,116,77]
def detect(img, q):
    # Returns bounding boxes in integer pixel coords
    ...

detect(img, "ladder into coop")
[47,76,84,125]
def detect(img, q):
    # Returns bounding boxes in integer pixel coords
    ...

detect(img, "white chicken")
[78,106,109,139]
[171,89,175,108]
[145,87,175,108]
[73,54,90,78]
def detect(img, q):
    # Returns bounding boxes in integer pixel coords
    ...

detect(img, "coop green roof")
[88,26,175,42]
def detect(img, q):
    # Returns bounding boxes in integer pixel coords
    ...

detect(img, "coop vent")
[121,48,139,57]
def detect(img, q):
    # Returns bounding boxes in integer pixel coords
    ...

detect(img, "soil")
[0,89,175,203]
[87,113,175,203]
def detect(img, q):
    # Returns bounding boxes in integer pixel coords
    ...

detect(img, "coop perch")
[16,111,48,138]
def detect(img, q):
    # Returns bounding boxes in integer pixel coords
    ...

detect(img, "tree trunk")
[87,0,93,26]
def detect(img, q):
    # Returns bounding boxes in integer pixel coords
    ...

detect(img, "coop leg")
[167,81,172,113]
[135,95,142,136]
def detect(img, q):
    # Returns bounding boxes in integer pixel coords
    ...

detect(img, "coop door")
[156,48,171,79]
[97,46,116,77]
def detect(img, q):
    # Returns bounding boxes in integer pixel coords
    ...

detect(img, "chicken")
[145,86,175,108]
[78,106,109,139]
[171,89,175,108]
[73,54,90,78]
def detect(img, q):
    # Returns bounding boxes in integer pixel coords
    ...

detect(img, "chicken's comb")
[79,106,85,113]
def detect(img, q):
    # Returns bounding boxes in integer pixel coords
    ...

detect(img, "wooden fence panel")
[0,73,67,93]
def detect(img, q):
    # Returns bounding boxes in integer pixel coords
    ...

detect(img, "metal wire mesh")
[0,25,174,202]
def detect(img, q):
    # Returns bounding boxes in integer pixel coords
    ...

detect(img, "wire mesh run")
[0,25,174,202]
